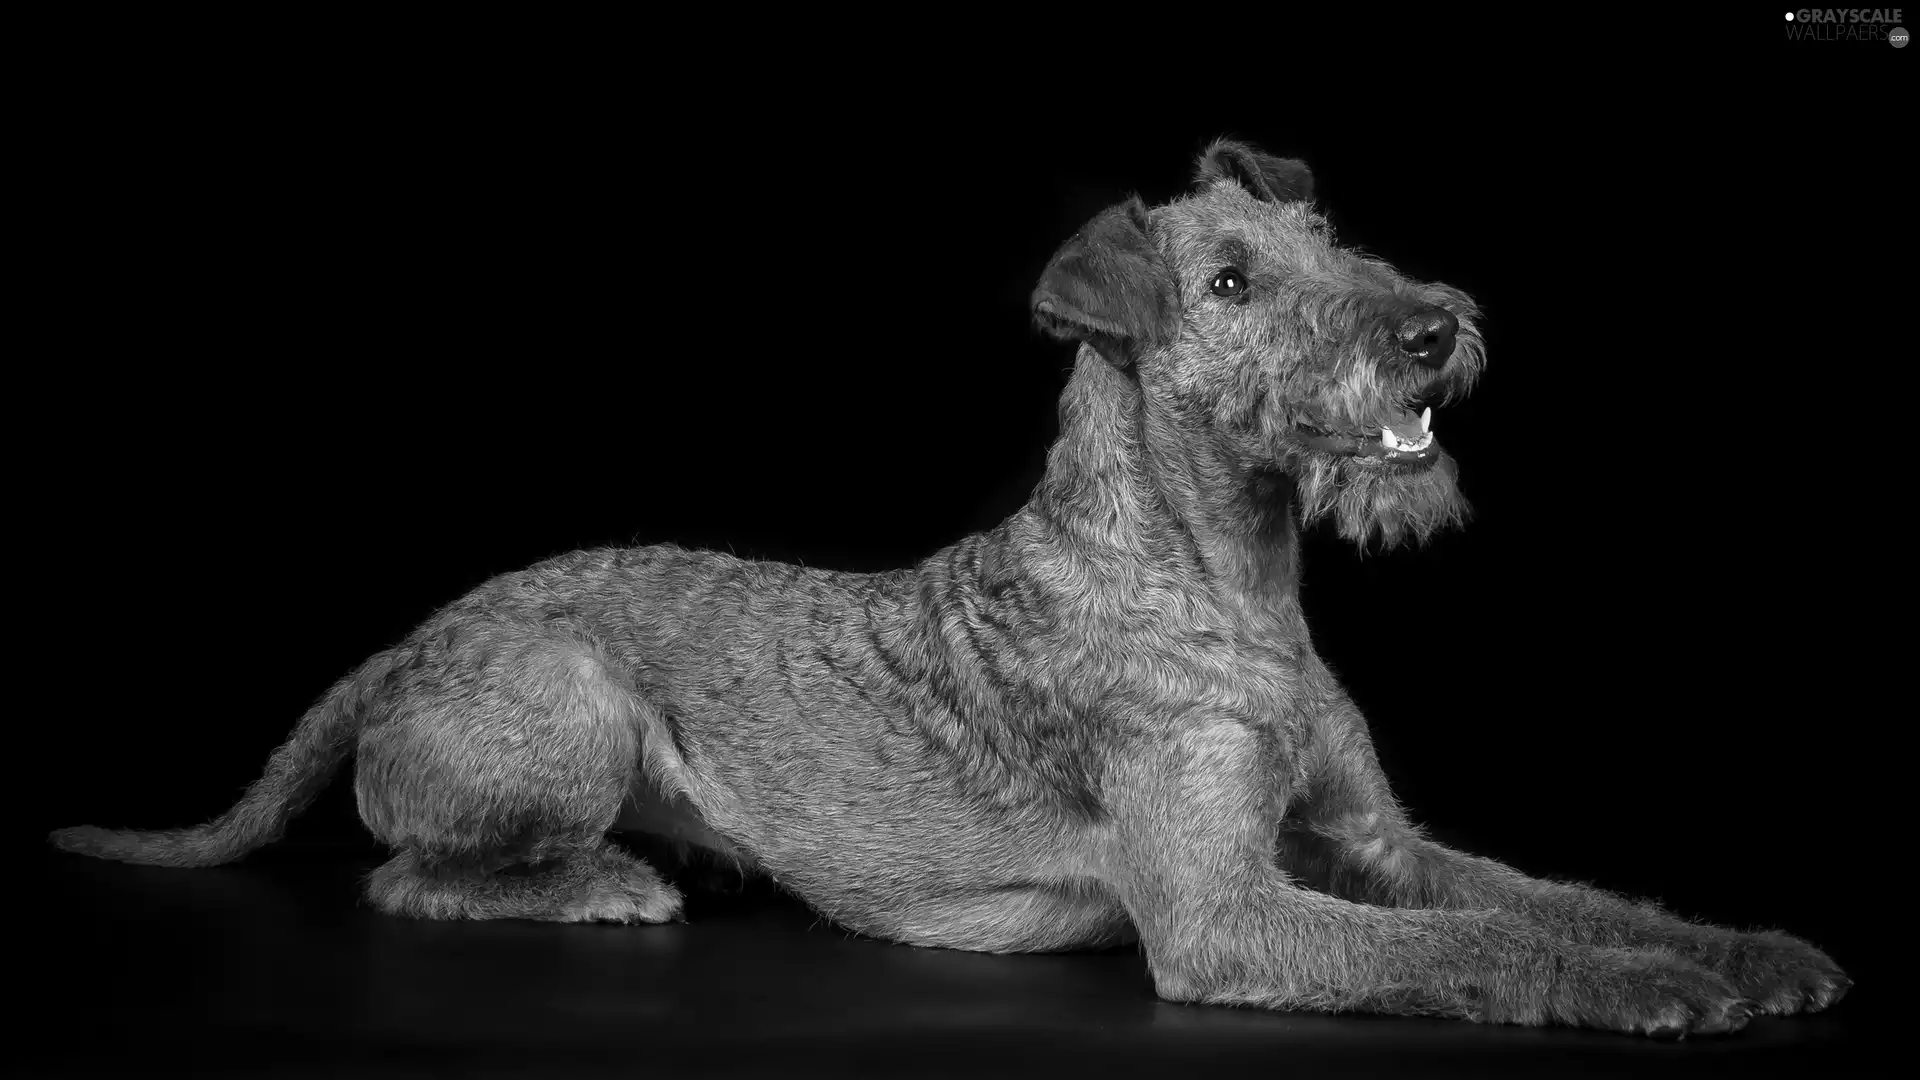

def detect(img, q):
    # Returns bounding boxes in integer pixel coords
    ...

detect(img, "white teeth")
[1420,407,1432,433]
[1380,428,1435,453]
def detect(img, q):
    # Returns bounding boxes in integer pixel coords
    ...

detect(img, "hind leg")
[353,628,682,922]
[366,841,684,923]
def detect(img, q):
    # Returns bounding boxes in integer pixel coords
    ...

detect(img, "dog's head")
[1032,139,1486,551]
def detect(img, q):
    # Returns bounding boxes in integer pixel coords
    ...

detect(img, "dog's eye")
[1210,269,1247,297]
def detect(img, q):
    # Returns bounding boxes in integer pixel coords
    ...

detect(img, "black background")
[16,13,1907,1075]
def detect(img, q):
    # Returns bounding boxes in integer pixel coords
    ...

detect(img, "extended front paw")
[1548,949,1753,1038]
[1709,930,1850,1015]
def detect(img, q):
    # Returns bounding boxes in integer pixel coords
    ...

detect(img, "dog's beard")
[1292,448,1469,550]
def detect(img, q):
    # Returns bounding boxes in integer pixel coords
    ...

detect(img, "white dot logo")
[1785,11,1795,18]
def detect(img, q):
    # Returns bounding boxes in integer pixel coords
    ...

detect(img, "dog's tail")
[48,647,405,867]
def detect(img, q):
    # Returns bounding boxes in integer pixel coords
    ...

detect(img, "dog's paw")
[560,880,683,922]
[563,879,685,924]
[555,854,686,924]
[1708,930,1850,1015]
[1554,949,1753,1038]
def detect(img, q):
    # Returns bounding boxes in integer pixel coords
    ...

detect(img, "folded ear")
[1194,138,1314,203]
[1030,197,1177,368]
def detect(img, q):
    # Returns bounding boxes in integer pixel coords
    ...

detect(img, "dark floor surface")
[26,842,1883,1078]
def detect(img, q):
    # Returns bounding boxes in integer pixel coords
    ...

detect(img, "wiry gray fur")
[51,140,1848,1036]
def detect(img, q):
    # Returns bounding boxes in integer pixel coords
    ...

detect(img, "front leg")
[1102,717,1752,1036]
[1297,709,1850,1016]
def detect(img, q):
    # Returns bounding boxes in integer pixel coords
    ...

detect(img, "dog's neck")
[1024,347,1303,615]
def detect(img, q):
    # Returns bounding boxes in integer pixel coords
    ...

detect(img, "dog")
[51,138,1849,1036]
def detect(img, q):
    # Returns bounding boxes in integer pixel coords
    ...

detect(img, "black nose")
[1394,308,1458,369]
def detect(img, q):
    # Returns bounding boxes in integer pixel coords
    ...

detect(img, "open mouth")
[1296,406,1441,467]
